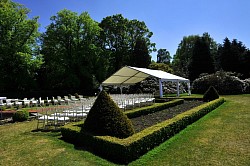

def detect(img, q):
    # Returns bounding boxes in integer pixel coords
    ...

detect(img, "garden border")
[61,98,225,164]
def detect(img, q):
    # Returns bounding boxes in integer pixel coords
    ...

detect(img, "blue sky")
[13,0,250,61]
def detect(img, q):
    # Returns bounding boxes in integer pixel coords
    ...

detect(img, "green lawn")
[130,94,250,166]
[0,95,249,166]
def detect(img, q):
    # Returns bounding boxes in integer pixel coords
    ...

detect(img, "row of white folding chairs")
[60,102,92,121]
[110,94,155,102]
[68,98,94,111]
[114,98,154,110]
[37,105,89,130]
[37,114,70,130]
[66,94,154,111]
[110,94,155,111]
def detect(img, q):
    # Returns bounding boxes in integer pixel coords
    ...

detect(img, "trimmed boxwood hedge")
[203,86,219,102]
[61,98,224,164]
[61,99,184,144]
[82,91,134,139]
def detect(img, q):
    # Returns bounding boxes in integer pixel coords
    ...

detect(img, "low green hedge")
[60,122,83,144]
[61,98,224,164]
[125,99,184,118]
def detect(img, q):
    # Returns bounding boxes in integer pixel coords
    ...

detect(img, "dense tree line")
[172,33,250,81]
[0,0,155,95]
[0,0,249,96]
[40,10,103,92]
[0,0,43,93]
[216,38,250,78]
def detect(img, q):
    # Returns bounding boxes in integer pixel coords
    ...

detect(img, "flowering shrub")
[192,71,245,94]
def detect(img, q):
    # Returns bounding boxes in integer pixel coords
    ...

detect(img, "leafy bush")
[192,71,245,94]
[12,110,29,122]
[0,106,6,111]
[203,86,219,102]
[82,90,135,139]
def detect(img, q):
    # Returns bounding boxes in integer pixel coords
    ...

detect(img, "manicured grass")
[130,94,250,166]
[0,121,116,166]
[0,95,249,165]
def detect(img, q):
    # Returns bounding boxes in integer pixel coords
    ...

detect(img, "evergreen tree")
[157,48,171,64]
[240,50,250,78]
[188,37,214,81]
[219,37,233,71]
[217,38,250,78]
[132,38,151,68]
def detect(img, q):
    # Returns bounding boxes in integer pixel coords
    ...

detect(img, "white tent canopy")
[102,66,191,97]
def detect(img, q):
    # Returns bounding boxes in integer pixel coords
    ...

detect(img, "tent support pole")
[159,79,163,98]
[99,85,103,92]
[187,82,191,95]
[177,80,180,97]
[120,86,123,94]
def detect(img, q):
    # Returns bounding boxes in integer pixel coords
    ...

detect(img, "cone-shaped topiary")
[82,90,135,139]
[203,86,219,102]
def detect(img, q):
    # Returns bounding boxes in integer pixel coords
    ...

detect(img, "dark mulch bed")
[131,100,205,133]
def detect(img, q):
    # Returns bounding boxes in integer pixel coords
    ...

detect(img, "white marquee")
[102,66,191,97]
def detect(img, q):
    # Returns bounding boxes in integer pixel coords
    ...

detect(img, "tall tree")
[188,37,214,81]
[0,0,43,92]
[217,38,250,78]
[218,37,233,71]
[157,48,171,64]
[41,10,103,93]
[172,35,199,78]
[99,14,155,75]
[132,38,151,68]
[241,50,250,78]
[172,32,217,79]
